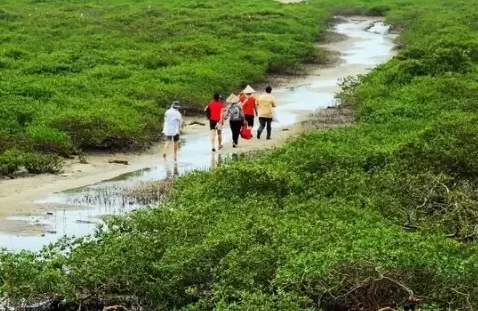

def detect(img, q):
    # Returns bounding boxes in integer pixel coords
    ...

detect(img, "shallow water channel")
[0,18,397,251]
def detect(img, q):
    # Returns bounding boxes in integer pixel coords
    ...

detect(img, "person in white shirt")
[162,101,182,161]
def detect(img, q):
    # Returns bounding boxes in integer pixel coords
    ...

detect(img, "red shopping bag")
[240,122,252,140]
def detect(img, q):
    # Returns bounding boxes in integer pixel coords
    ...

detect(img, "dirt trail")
[0,17,397,250]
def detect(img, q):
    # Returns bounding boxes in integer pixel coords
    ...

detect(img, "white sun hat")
[226,93,240,103]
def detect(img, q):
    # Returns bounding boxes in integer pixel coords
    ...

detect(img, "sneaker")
[233,143,237,148]
[219,145,224,150]
[212,148,216,152]
[266,137,272,140]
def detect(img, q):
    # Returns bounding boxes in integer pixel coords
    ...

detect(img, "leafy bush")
[0,149,23,177]
[0,131,10,153]
[25,125,75,156]
[23,152,62,174]
[398,113,478,178]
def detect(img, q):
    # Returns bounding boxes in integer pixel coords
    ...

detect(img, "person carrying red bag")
[239,85,257,130]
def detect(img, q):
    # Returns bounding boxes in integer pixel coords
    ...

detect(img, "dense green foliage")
[0,0,328,175]
[2,0,478,310]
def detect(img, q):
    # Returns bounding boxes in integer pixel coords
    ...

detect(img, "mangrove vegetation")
[2,0,478,309]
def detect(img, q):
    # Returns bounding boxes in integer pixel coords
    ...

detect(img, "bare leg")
[162,139,170,159]
[173,141,179,161]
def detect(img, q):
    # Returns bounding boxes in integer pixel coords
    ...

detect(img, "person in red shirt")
[205,93,225,152]
[240,85,257,130]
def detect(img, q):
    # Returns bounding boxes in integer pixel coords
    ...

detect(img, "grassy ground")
[2,0,478,310]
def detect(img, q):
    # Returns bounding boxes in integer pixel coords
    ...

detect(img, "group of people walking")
[205,85,277,152]
[162,85,277,160]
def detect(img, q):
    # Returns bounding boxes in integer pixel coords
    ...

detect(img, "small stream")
[0,18,397,252]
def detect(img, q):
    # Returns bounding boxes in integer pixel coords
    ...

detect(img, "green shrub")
[50,107,147,150]
[0,58,10,69]
[23,152,62,174]
[0,8,17,21]
[398,112,478,178]
[0,131,10,153]
[0,149,23,177]
[26,125,75,156]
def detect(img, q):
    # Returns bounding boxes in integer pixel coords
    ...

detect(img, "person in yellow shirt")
[256,86,276,140]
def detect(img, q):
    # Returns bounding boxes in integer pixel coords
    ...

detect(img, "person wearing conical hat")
[224,94,244,148]
[242,85,255,94]
[239,85,257,130]
[226,93,237,104]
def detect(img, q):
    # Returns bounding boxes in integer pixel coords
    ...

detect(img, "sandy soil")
[0,16,395,235]
[0,118,210,217]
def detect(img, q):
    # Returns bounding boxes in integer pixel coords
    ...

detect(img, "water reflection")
[210,153,223,170]
[165,161,179,180]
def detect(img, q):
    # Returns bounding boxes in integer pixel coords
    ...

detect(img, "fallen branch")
[459,232,478,243]
[402,223,419,231]
[451,288,474,311]
[108,160,129,165]
[188,121,206,126]
[378,276,418,303]
[336,273,419,311]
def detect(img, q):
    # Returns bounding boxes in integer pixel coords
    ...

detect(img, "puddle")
[0,18,397,252]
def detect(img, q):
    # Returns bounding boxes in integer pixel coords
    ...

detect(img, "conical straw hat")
[242,85,256,94]
[226,93,239,103]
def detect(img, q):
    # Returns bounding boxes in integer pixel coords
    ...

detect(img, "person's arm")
[272,97,277,108]
[205,103,211,120]
[220,105,225,123]
[178,114,182,134]
[224,105,231,121]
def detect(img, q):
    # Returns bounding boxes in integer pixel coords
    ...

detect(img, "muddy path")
[0,17,397,251]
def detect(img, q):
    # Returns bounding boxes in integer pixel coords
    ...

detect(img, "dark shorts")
[166,134,180,142]
[244,114,254,127]
[209,120,222,131]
